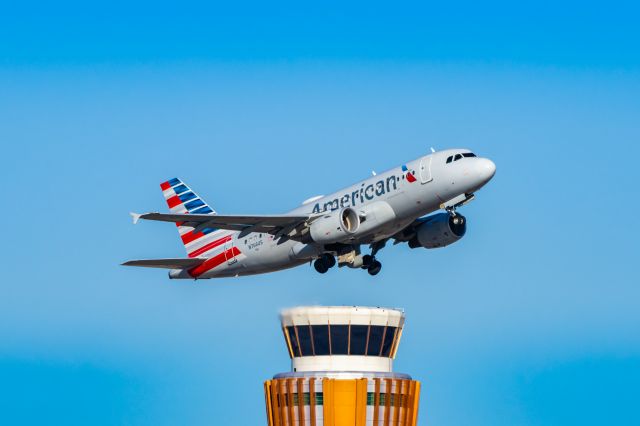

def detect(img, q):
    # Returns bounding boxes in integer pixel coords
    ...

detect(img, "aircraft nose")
[477,158,496,183]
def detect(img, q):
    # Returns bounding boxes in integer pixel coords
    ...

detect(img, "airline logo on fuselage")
[402,164,417,183]
[312,174,401,214]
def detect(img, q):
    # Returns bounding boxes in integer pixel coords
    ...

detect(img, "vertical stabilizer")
[159,178,234,258]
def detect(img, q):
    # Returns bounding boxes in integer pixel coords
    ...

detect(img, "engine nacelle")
[409,213,467,249]
[356,201,397,236]
[309,207,360,244]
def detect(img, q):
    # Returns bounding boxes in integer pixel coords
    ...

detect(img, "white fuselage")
[184,149,495,278]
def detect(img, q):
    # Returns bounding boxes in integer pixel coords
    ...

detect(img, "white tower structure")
[264,306,421,426]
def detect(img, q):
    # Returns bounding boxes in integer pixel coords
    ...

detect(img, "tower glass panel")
[297,325,313,356]
[286,326,300,357]
[311,325,330,355]
[367,325,385,356]
[350,325,368,355]
[381,326,397,357]
[330,325,349,355]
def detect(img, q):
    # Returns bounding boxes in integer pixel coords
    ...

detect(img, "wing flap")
[122,258,206,269]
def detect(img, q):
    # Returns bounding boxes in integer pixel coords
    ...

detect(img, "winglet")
[130,212,142,224]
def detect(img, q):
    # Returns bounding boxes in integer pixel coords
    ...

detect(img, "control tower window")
[367,326,385,356]
[296,325,313,357]
[330,325,349,355]
[287,322,402,358]
[286,326,301,357]
[311,325,330,356]
[381,326,397,357]
[350,325,368,355]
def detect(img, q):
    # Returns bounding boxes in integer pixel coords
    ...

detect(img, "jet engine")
[309,207,360,244]
[356,201,397,236]
[408,213,467,249]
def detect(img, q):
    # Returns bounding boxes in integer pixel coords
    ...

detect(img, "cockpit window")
[447,152,477,164]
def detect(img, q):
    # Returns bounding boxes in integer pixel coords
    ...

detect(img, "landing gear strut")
[314,253,336,274]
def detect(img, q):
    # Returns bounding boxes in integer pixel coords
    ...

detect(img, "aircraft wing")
[131,212,314,235]
[122,258,206,269]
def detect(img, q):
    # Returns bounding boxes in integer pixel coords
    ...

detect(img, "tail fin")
[160,177,216,215]
[159,178,233,258]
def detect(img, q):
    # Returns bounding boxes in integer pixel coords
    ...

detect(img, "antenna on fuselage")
[371,170,377,176]
[430,147,436,153]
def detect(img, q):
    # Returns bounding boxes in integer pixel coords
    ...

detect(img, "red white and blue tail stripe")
[159,178,241,271]
[160,177,216,215]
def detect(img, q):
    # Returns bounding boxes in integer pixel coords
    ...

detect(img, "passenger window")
[446,156,452,164]
[454,154,462,161]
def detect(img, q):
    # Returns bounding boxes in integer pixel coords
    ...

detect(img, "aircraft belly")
[206,236,302,278]
[235,259,307,277]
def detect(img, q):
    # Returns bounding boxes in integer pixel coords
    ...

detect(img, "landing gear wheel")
[361,254,374,269]
[314,259,329,274]
[322,253,336,268]
[367,260,382,276]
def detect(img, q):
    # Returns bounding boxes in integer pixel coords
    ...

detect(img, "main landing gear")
[313,249,382,276]
[313,253,336,274]
[361,254,382,276]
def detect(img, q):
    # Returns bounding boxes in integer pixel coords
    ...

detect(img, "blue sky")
[1,1,639,425]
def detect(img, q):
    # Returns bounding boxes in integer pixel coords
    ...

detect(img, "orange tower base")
[264,376,420,426]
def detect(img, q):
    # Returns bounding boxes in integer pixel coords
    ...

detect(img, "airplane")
[123,148,496,279]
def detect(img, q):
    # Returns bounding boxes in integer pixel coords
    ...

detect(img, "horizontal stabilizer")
[121,258,206,269]
[130,212,142,224]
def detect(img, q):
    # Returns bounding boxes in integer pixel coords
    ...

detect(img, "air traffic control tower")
[264,306,421,426]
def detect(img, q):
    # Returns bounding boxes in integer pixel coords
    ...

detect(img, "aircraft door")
[419,156,433,184]
[224,237,237,265]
